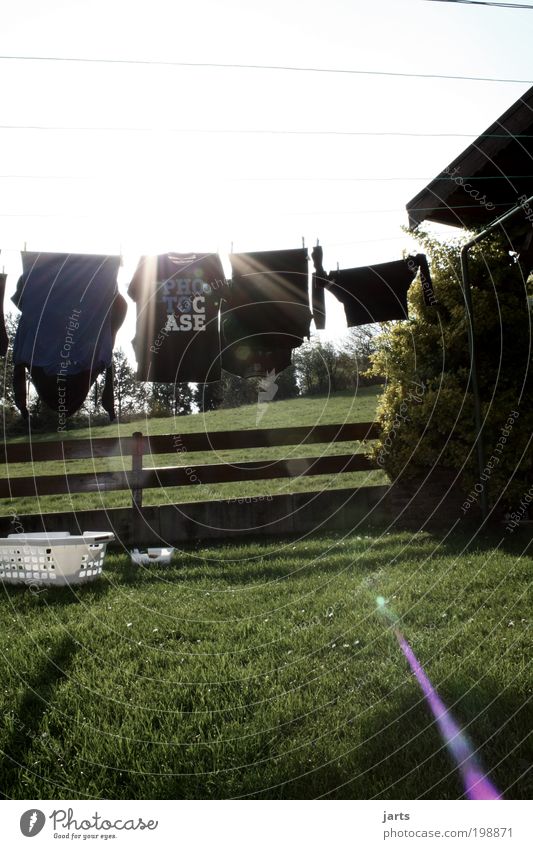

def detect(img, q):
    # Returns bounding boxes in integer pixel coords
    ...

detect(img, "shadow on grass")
[104,675,532,800]
[295,676,533,801]
[1,577,112,608]
[102,524,531,588]
[0,636,79,799]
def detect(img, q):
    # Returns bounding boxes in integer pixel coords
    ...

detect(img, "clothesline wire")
[1,124,533,138]
[0,174,531,182]
[0,236,411,255]
[0,201,521,219]
[425,0,533,9]
[0,53,531,84]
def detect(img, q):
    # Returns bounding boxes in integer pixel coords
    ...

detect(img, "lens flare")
[376,597,501,801]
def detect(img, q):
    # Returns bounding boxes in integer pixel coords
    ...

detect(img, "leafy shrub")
[367,231,533,509]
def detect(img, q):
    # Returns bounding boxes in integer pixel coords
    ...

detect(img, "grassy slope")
[4,388,380,442]
[1,388,387,516]
[0,528,531,800]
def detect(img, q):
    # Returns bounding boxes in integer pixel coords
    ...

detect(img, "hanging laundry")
[221,248,311,378]
[0,272,8,357]
[327,254,435,327]
[12,252,125,420]
[128,252,225,383]
[311,245,327,330]
[414,253,437,307]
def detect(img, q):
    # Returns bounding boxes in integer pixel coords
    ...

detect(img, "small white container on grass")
[130,548,174,566]
[0,531,115,586]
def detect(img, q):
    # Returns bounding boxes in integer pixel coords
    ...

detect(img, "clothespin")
[316,238,320,247]
[337,261,340,272]
[302,236,305,249]
[119,244,123,267]
[230,241,234,254]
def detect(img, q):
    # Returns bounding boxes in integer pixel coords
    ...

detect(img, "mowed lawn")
[0,388,386,516]
[0,528,531,800]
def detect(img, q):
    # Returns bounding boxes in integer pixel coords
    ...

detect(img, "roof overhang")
[406,85,533,231]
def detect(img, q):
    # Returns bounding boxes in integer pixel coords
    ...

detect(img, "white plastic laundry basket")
[0,531,115,586]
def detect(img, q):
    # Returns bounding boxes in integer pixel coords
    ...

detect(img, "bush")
[367,232,533,510]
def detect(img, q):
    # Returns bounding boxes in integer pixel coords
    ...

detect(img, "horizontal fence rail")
[0,454,375,499]
[0,436,130,463]
[0,422,380,464]
[0,421,381,511]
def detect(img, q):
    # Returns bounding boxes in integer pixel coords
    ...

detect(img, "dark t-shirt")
[221,248,311,376]
[13,251,120,373]
[328,259,418,326]
[11,252,123,419]
[128,252,225,383]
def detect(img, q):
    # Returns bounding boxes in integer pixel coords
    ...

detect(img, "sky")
[1,0,533,356]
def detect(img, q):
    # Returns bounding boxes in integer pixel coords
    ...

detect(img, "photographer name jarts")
[382,810,410,823]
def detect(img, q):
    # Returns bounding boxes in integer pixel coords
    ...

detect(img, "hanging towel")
[311,245,327,330]
[0,272,8,357]
[12,252,124,419]
[328,254,435,327]
[128,252,225,383]
[221,248,311,377]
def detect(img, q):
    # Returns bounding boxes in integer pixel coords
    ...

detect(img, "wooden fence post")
[131,431,144,546]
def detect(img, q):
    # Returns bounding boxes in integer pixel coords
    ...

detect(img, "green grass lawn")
[1,528,531,800]
[1,388,387,516]
[4,388,381,442]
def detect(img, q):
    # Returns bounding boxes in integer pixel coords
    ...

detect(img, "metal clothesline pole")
[460,194,533,522]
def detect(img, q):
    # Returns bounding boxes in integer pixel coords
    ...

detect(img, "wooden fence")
[0,421,383,542]
[0,421,380,503]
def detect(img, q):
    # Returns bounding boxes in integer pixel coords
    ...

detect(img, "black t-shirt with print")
[128,252,225,383]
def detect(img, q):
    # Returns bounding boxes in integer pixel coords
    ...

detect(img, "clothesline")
[3,247,436,425]
[2,124,533,137]
[1,174,531,182]
[0,53,530,84]
[0,201,520,219]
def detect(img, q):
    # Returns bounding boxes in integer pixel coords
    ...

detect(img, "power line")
[0,173,531,182]
[1,124,533,138]
[0,54,531,84]
[426,0,533,9]
[0,235,412,253]
[0,201,519,219]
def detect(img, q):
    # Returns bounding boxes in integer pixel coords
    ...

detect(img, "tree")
[219,371,259,408]
[367,231,533,508]
[1,312,18,419]
[293,339,356,395]
[341,326,381,386]
[0,312,55,431]
[112,348,147,419]
[149,381,195,417]
[194,381,224,412]
[272,364,299,400]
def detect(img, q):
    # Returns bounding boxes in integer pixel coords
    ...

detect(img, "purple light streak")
[376,598,501,800]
